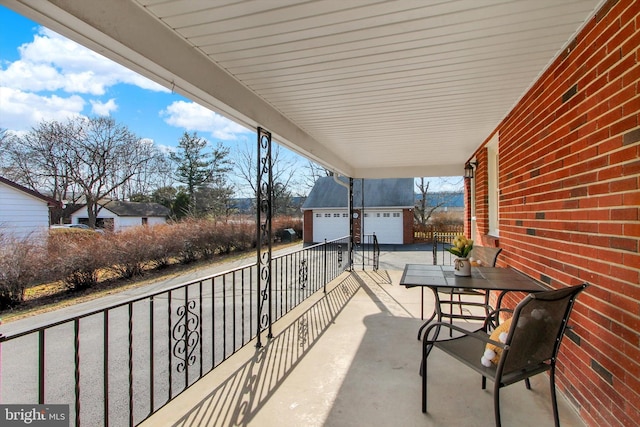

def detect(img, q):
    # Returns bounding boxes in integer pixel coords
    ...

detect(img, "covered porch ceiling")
[3,0,604,178]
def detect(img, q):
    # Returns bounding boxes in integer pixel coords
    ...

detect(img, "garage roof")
[302,177,414,209]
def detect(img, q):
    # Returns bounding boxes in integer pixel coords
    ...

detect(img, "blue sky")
[0,6,254,151]
[0,5,306,196]
[0,5,461,195]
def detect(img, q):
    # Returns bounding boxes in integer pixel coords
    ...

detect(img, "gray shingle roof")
[70,200,171,217]
[101,201,171,217]
[301,177,414,210]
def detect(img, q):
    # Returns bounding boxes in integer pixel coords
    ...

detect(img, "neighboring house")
[70,200,171,232]
[0,176,59,240]
[301,177,414,244]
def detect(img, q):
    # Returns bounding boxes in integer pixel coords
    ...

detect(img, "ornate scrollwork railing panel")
[172,300,200,373]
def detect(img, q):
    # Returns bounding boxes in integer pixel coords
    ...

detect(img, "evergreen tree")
[170,132,232,217]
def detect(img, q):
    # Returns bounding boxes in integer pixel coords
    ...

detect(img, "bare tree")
[302,160,333,193]
[233,141,298,214]
[0,128,15,173]
[0,128,10,153]
[113,141,171,200]
[2,121,79,203]
[59,117,159,227]
[414,177,465,226]
[414,178,442,226]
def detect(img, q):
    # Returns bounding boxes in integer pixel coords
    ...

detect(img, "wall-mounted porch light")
[464,161,478,179]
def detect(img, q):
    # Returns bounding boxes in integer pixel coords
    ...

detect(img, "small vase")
[454,258,471,276]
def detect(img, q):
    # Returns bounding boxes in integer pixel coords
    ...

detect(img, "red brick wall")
[470,1,640,425]
[473,148,491,244]
[303,210,313,243]
[403,208,415,244]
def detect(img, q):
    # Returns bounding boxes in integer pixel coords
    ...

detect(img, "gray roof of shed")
[72,200,171,217]
[302,177,414,210]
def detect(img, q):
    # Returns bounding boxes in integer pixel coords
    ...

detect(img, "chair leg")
[483,291,491,318]
[494,384,502,427]
[549,366,560,427]
[449,290,455,337]
[422,342,428,412]
[525,377,531,390]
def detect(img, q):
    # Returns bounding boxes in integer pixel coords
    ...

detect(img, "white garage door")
[363,210,403,244]
[313,211,349,242]
[312,209,404,244]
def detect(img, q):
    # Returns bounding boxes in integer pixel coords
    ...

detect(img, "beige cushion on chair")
[481,317,512,367]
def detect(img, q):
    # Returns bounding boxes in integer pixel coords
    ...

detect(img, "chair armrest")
[421,321,506,349]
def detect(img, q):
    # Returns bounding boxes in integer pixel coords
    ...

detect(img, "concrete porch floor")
[141,260,585,427]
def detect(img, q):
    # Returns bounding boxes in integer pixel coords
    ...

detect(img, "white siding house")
[70,200,170,232]
[0,176,59,240]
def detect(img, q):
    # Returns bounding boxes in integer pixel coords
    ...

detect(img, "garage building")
[301,177,414,245]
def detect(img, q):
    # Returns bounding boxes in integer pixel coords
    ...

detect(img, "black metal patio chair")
[437,246,503,330]
[421,283,587,427]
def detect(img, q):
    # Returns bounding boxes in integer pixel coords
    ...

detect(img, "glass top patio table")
[400,264,550,293]
[400,264,550,341]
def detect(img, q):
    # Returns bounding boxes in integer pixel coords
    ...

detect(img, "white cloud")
[161,100,251,140]
[156,144,177,154]
[0,28,169,95]
[0,26,170,133]
[0,86,85,131]
[0,27,169,95]
[90,98,118,116]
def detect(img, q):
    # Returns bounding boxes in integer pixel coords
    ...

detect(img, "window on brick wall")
[488,139,499,236]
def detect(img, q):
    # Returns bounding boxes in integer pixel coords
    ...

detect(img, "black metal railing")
[0,237,350,427]
[355,233,380,271]
[372,234,380,271]
[432,231,458,265]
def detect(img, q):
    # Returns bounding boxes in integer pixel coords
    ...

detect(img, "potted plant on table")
[447,235,473,276]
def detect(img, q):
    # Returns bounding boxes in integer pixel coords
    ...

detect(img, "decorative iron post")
[361,178,365,271]
[349,177,354,271]
[256,127,273,347]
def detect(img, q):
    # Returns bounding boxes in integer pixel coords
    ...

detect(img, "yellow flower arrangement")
[447,234,474,259]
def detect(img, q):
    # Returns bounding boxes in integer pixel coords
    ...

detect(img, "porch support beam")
[349,178,354,272]
[256,127,273,348]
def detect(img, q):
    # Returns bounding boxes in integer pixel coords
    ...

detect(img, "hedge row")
[0,217,302,310]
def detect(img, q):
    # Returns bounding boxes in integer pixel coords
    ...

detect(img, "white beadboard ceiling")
[3,0,603,178]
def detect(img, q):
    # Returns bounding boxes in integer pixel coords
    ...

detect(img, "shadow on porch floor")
[141,269,584,427]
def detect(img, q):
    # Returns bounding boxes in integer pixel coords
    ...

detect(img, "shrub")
[190,219,221,259]
[4,217,296,308]
[0,233,49,309]
[107,228,154,279]
[48,232,112,291]
[430,211,464,227]
[228,221,256,251]
[273,216,303,239]
[175,219,201,263]
[145,223,184,268]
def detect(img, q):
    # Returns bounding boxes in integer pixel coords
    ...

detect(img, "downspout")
[333,173,349,189]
